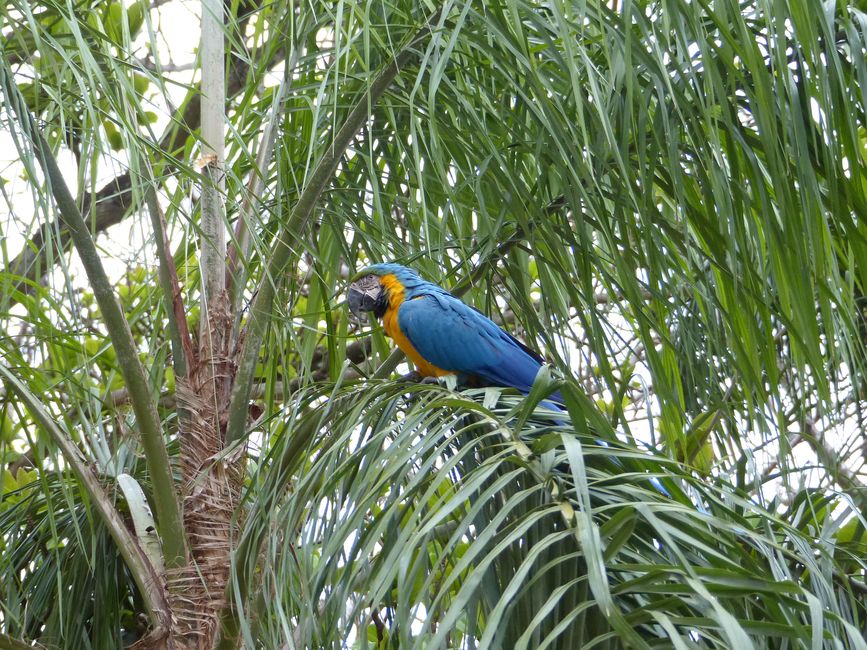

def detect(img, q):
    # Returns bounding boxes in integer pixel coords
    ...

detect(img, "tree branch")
[142,167,194,376]
[0,633,46,650]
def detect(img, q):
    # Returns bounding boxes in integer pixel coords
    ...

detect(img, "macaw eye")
[354,274,380,293]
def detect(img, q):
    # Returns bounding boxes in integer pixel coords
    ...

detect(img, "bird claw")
[397,371,442,386]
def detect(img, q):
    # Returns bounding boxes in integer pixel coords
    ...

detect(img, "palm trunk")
[168,1,240,646]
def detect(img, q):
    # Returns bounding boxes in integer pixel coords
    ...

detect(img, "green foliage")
[0,468,37,511]
[104,0,148,44]
[1,0,866,647]
[6,0,153,154]
[238,382,866,648]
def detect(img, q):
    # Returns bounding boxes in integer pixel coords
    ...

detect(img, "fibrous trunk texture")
[171,291,241,649]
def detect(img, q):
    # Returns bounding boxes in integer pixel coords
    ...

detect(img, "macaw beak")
[347,274,386,320]
[347,285,372,315]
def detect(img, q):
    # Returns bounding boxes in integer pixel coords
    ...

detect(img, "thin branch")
[227,44,300,327]
[138,57,197,73]
[800,419,864,498]
[142,164,194,377]
[0,633,46,650]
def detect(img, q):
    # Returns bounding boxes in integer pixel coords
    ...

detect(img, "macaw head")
[347,263,426,320]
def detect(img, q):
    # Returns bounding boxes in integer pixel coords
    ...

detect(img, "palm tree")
[1,0,865,647]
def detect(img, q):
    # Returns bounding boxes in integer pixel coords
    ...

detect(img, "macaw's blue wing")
[397,293,562,402]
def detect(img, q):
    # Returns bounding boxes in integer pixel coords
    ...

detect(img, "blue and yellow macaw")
[348,263,563,403]
[349,264,673,495]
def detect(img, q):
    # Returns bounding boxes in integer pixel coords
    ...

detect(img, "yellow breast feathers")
[379,274,450,377]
